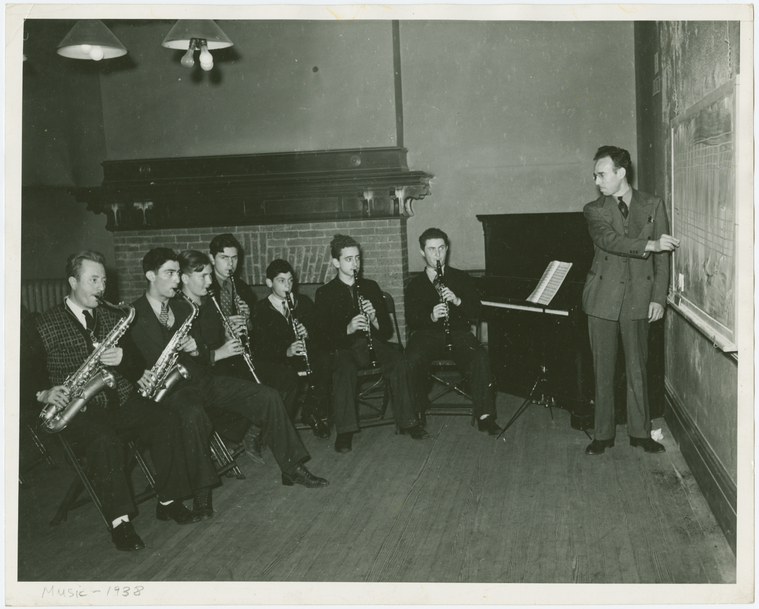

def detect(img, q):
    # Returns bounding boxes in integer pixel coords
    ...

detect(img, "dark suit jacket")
[251,294,315,364]
[209,274,257,315]
[406,266,481,334]
[582,189,670,321]
[130,294,211,381]
[314,275,392,352]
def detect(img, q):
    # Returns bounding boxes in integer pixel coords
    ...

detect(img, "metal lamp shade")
[162,20,233,50]
[57,20,127,59]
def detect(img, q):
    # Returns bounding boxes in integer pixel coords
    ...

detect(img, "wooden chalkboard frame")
[669,77,738,353]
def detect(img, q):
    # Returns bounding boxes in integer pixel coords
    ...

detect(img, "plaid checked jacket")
[35,302,135,409]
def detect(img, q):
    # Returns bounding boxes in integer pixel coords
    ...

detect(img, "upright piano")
[477,212,665,423]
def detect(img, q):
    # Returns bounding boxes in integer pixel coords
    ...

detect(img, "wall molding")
[664,379,737,554]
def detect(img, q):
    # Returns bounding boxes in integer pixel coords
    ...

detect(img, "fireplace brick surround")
[113,218,410,342]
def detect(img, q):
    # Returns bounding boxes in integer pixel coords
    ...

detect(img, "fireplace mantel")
[75,147,433,232]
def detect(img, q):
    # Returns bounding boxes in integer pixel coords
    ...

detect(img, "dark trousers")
[330,337,417,433]
[588,312,651,441]
[405,329,496,419]
[288,347,331,422]
[160,394,220,491]
[62,393,192,522]
[214,356,300,422]
[168,374,309,473]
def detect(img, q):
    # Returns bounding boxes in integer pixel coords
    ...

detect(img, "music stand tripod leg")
[496,373,543,440]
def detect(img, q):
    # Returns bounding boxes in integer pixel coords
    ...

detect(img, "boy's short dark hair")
[330,234,360,259]
[266,259,295,280]
[142,247,178,276]
[178,250,211,276]
[419,228,450,250]
[209,233,243,257]
[66,250,106,280]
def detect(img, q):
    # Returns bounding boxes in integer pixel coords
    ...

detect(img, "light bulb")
[199,44,213,71]
[80,44,92,53]
[89,45,104,61]
[180,47,195,68]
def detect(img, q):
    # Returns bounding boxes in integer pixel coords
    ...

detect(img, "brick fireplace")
[81,147,432,343]
[113,217,410,342]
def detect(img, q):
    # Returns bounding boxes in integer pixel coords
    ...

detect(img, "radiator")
[21,279,69,314]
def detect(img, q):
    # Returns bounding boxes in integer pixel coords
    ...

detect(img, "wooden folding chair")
[356,292,403,428]
[50,433,157,531]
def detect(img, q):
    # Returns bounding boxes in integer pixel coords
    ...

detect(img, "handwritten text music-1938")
[42,585,145,599]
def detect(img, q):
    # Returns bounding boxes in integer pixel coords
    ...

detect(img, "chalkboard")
[669,77,737,353]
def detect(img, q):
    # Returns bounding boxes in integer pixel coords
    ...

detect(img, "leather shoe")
[334,432,353,453]
[156,501,202,525]
[111,521,145,552]
[302,413,331,439]
[630,437,666,453]
[477,416,502,436]
[243,427,265,465]
[399,424,430,440]
[193,488,214,520]
[282,463,330,488]
[585,438,615,455]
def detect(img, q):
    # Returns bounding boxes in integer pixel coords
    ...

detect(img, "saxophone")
[139,294,199,403]
[207,286,261,383]
[39,298,136,433]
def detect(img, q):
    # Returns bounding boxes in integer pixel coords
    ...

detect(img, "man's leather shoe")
[334,432,353,453]
[302,413,330,439]
[399,424,430,440]
[111,521,145,552]
[156,501,202,525]
[585,438,615,455]
[243,427,265,465]
[282,463,330,488]
[193,488,214,520]
[477,416,501,436]
[630,437,666,453]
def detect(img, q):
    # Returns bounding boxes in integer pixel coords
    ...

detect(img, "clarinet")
[353,270,378,367]
[207,287,261,384]
[284,291,313,379]
[436,260,453,352]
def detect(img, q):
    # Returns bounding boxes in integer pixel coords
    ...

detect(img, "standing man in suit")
[583,145,680,456]
[314,234,425,453]
[131,248,329,489]
[404,228,500,435]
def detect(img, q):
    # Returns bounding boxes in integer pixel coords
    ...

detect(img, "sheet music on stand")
[526,261,573,306]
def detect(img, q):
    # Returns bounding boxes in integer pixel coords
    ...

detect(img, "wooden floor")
[16,393,735,584]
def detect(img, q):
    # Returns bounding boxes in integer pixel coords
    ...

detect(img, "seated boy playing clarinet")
[314,234,426,453]
[404,228,501,435]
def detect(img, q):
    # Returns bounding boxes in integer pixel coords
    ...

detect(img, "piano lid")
[477,212,594,283]
[477,275,584,314]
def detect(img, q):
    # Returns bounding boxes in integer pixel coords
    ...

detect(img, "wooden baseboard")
[664,380,737,554]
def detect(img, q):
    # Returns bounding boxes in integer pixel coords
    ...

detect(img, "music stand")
[497,303,556,440]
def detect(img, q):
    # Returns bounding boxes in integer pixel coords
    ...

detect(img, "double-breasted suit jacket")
[582,188,670,321]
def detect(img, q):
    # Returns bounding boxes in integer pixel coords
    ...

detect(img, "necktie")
[617,196,629,220]
[158,302,170,328]
[220,280,234,318]
[283,301,292,325]
[82,310,95,332]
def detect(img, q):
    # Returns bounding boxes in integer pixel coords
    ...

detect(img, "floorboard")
[16,393,736,584]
